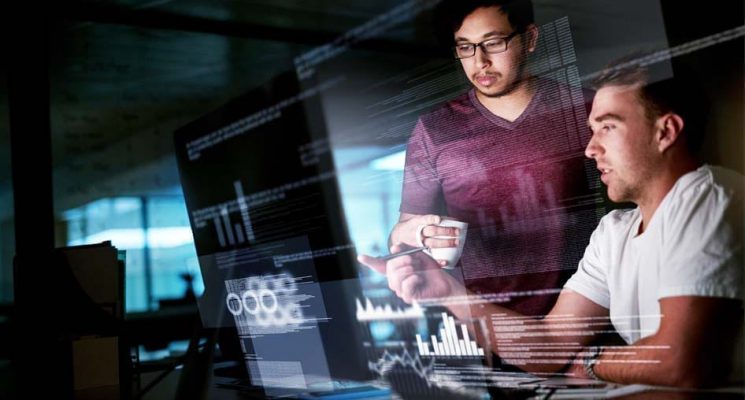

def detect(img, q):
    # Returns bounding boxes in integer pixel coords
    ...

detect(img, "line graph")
[356,298,425,321]
[368,348,435,381]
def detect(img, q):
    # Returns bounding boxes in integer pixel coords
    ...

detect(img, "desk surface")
[71,367,744,400]
[65,360,745,400]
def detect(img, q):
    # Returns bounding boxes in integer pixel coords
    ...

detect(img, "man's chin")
[475,85,512,99]
[474,78,524,98]
[606,188,631,204]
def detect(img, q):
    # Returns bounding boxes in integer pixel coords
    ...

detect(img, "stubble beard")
[472,56,530,99]
[607,169,650,206]
[475,74,523,98]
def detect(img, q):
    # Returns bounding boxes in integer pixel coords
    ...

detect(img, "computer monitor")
[173,69,372,393]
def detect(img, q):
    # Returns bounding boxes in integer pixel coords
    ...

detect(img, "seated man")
[359,60,744,387]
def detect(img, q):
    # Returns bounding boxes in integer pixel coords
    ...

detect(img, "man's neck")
[475,76,536,122]
[637,158,701,234]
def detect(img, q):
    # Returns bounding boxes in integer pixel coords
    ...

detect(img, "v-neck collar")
[468,81,544,129]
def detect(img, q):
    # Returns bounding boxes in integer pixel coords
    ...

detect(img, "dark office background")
[0,0,742,398]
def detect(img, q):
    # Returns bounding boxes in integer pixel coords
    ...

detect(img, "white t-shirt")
[564,165,743,375]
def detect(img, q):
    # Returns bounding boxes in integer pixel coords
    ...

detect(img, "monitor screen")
[174,69,371,392]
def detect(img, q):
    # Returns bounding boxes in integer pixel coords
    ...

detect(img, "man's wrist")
[443,269,467,299]
[442,274,469,319]
[583,346,603,380]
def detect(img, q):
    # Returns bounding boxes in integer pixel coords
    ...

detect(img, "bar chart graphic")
[416,313,484,357]
[189,179,258,249]
[356,298,425,321]
[210,180,255,247]
[191,172,335,249]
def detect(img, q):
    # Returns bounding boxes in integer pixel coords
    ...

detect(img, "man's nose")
[585,133,602,159]
[475,46,491,68]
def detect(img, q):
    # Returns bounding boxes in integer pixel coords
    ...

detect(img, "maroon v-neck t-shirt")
[400,78,600,316]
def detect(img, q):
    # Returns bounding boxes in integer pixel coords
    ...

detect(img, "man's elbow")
[661,357,730,388]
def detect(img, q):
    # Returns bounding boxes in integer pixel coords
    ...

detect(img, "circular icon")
[255,309,272,327]
[241,290,260,315]
[226,292,242,316]
[259,289,278,313]
[275,274,297,294]
[247,277,262,292]
[226,275,305,327]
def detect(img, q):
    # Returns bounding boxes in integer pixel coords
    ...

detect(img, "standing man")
[362,61,744,387]
[389,0,598,315]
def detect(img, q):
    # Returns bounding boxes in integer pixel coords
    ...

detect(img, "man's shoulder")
[698,165,744,193]
[670,165,745,204]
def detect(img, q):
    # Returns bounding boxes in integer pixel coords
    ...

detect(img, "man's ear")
[656,113,685,153]
[525,24,538,53]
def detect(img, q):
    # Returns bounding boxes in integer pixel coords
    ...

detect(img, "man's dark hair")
[433,0,534,47]
[591,54,708,154]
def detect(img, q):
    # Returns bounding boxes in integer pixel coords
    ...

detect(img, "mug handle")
[415,224,428,248]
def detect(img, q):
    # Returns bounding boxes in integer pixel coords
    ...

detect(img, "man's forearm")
[593,335,716,387]
[440,285,582,374]
[460,303,679,381]
[592,336,665,385]
[591,298,742,388]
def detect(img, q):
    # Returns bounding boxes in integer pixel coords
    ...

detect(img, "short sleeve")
[564,216,613,309]
[399,119,446,215]
[658,177,744,301]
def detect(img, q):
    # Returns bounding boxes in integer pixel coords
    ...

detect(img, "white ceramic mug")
[415,217,468,269]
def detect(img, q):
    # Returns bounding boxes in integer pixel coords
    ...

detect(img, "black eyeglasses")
[452,31,522,59]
